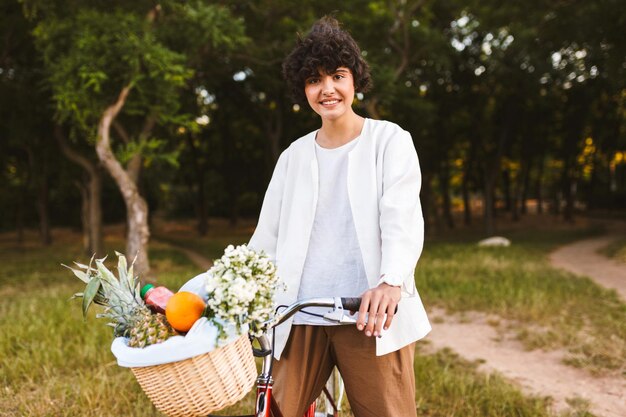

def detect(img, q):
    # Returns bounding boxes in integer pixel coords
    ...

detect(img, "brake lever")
[323,297,358,324]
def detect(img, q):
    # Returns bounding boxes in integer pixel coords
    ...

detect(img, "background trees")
[1,0,624,270]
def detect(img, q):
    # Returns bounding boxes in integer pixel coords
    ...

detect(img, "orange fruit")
[165,291,207,332]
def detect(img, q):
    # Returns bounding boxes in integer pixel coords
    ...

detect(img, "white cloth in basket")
[178,272,209,298]
[111,272,243,368]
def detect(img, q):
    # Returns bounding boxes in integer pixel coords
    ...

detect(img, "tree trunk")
[461,177,471,226]
[439,160,455,229]
[587,153,599,210]
[483,100,515,234]
[520,158,531,215]
[421,172,435,236]
[536,157,544,214]
[96,85,151,275]
[55,126,104,256]
[462,143,475,226]
[15,191,24,244]
[196,173,208,235]
[512,159,530,222]
[221,106,239,227]
[562,168,576,223]
[502,169,512,212]
[125,115,155,185]
[89,169,104,255]
[183,134,209,235]
[560,90,588,223]
[483,174,496,236]
[75,179,91,254]
[23,144,51,245]
[264,102,283,166]
[37,170,52,245]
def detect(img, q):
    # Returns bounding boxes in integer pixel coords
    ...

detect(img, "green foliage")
[32,7,191,132]
[3,0,626,234]
[116,137,180,168]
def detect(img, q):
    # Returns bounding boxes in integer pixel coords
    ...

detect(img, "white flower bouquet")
[205,244,285,339]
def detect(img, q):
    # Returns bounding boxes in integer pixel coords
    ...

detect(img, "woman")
[249,16,430,417]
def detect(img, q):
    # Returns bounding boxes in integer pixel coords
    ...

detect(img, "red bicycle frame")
[255,372,338,417]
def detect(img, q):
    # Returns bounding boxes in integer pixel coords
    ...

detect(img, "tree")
[29,0,246,274]
[0,0,58,244]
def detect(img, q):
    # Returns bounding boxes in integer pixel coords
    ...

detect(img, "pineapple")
[66,252,178,348]
[128,312,176,348]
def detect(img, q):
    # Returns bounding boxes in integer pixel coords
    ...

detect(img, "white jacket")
[249,118,431,359]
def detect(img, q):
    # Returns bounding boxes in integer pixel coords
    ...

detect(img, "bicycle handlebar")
[261,297,343,330]
[340,297,361,311]
[253,296,398,382]
[260,296,398,331]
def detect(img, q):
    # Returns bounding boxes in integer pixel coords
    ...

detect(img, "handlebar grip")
[340,297,399,313]
[341,297,361,311]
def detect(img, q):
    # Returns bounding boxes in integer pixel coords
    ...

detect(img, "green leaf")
[82,277,101,318]
[117,253,128,284]
[95,259,118,285]
[72,262,90,270]
[63,264,90,283]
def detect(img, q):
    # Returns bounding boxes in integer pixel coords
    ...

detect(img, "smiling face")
[304,67,356,122]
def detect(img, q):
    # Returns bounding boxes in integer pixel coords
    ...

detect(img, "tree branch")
[126,114,157,183]
[112,121,131,144]
[54,125,98,177]
[96,85,134,199]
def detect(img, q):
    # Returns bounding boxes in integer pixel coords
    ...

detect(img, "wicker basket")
[131,334,257,417]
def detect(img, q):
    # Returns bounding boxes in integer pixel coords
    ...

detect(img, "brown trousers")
[272,325,417,417]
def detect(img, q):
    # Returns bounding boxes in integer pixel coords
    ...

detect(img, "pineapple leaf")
[62,264,90,283]
[117,254,128,284]
[135,282,143,304]
[82,277,101,318]
[96,259,118,285]
[127,254,137,285]
[75,254,97,271]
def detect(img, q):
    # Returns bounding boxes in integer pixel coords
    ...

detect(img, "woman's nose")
[321,76,335,95]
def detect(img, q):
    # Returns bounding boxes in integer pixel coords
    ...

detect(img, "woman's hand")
[356,283,401,337]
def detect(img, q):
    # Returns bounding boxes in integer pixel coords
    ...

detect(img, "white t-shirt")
[293,135,369,325]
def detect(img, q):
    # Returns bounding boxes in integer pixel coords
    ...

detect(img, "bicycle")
[209,296,363,417]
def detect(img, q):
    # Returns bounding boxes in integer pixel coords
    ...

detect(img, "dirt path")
[424,311,626,417]
[549,234,626,300]
[426,233,626,417]
[168,239,626,417]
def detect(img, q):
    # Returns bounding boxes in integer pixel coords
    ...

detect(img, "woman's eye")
[307,78,320,84]
[334,74,345,80]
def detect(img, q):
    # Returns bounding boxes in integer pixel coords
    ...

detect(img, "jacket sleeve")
[378,130,424,291]
[248,148,289,264]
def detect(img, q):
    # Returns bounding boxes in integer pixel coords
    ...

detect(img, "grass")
[599,237,626,263]
[411,347,589,417]
[416,226,626,375]
[1,218,618,416]
[151,217,253,262]
[0,230,208,416]
[219,346,596,417]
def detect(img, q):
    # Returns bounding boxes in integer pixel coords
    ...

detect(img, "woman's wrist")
[377,274,403,288]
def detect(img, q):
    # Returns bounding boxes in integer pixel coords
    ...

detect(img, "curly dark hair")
[282,16,372,104]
